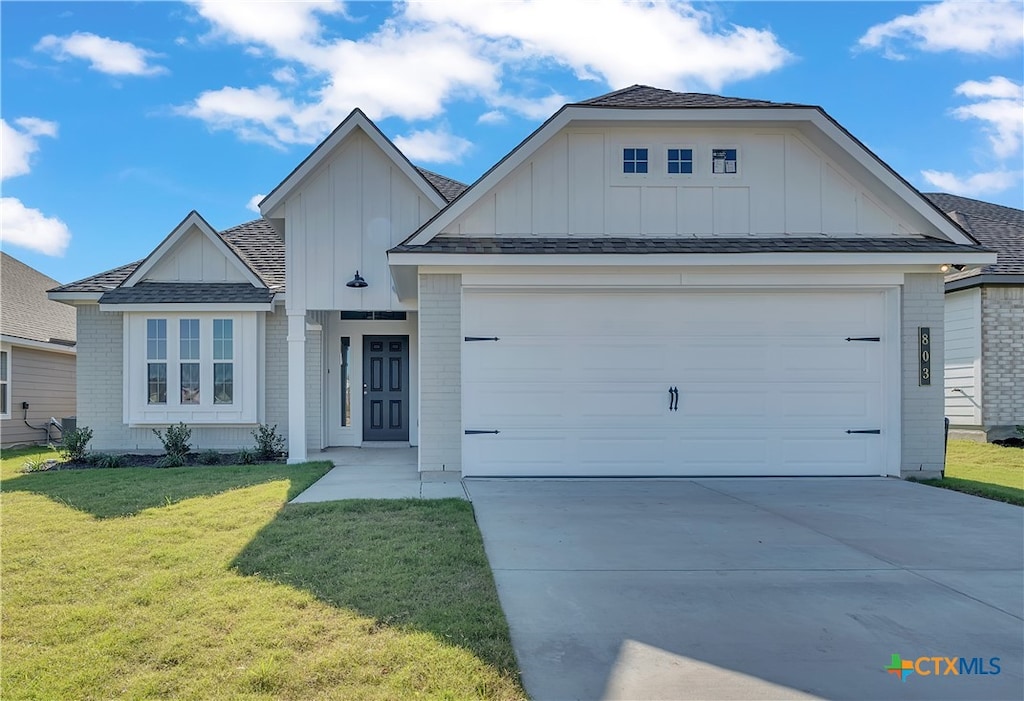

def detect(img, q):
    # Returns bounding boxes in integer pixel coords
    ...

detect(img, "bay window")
[125,313,258,425]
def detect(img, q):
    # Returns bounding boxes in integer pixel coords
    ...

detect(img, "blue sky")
[2,1,1022,285]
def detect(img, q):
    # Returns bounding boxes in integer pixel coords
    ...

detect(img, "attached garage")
[462,287,899,477]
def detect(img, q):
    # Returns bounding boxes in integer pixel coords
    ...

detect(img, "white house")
[927,193,1022,441]
[50,86,994,478]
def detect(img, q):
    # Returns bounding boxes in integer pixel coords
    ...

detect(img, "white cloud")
[921,169,1022,197]
[246,193,265,213]
[477,110,507,125]
[35,32,168,76]
[181,0,790,147]
[858,0,1023,58]
[920,76,1023,198]
[392,127,472,164]
[1,117,59,180]
[272,66,298,84]
[0,197,71,256]
[952,76,1024,159]
[406,0,791,91]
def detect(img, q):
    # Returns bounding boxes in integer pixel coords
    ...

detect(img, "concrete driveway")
[465,478,1023,701]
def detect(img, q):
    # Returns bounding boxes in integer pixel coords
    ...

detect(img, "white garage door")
[462,289,889,477]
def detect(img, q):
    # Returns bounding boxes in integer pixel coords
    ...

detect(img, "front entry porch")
[291,447,465,501]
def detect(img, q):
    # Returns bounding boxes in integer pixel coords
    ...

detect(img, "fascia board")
[388,250,997,268]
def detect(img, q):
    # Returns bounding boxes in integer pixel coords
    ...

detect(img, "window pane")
[181,363,200,404]
[1,385,6,415]
[636,162,648,173]
[147,363,167,404]
[637,148,648,160]
[667,149,678,160]
[623,148,634,160]
[0,350,7,381]
[214,319,233,360]
[681,162,693,174]
[214,363,233,404]
[623,161,635,173]
[180,319,200,360]
[668,162,679,174]
[682,149,693,160]
[147,319,166,360]
[340,337,351,427]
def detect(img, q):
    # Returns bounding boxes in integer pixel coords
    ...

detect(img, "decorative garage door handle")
[668,386,679,411]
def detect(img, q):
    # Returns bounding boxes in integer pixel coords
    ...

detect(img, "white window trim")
[0,344,11,420]
[710,145,741,177]
[124,312,259,426]
[666,145,696,177]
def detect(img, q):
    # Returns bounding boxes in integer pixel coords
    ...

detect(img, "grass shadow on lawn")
[918,476,1024,506]
[1,460,333,519]
[231,498,520,681]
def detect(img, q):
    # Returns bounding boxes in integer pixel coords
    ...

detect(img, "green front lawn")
[922,439,1024,505]
[1,447,524,700]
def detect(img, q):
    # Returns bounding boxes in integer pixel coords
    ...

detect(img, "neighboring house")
[50,85,994,478]
[926,193,1023,441]
[1,253,77,447]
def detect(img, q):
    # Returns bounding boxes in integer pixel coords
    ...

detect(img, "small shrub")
[58,426,93,463]
[94,453,127,469]
[152,423,192,460]
[198,449,221,465]
[236,448,257,465]
[251,424,285,461]
[21,456,54,472]
[155,453,185,468]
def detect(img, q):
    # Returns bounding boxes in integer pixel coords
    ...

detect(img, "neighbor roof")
[1,253,77,345]
[924,193,1023,281]
[576,84,809,109]
[416,167,468,202]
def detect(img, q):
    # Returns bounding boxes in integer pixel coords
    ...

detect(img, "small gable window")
[623,148,648,174]
[667,148,693,174]
[712,148,738,174]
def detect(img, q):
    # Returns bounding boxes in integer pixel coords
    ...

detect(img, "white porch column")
[287,312,307,463]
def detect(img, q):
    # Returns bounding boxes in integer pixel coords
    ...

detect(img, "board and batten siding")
[944,288,982,426]
[146,226,250,283]
[285,130,441,312]
[443,127,919,238]
[76,304,294,452]
[0,346,76,446]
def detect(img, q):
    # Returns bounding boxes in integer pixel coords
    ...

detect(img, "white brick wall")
[981,286,1024,434]
[76,304,289,453]
[901,274,946,478]
[418,273,461,472]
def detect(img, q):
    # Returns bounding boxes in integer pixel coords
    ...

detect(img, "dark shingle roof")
[392,237,987,255]
[98,282,275,305]
[924,193,1023,279]
[416,167,468,202]
[575,85,809,109]
[1,253,77,345]
[219,218,285,291]
[52,219,284,295]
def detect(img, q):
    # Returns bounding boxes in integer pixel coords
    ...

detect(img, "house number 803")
[919,327,931,386]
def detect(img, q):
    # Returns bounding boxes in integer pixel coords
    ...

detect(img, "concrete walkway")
[290,447,465,501]
[466,477,1024,701]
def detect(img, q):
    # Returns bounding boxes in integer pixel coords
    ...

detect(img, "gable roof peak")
[575,84,811,109]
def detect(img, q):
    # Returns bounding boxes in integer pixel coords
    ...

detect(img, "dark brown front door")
[363,336,409,441]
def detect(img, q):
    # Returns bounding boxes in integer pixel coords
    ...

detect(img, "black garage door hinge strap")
[465,336,500,342]
[846,429,881,434]
[845,337,881,342]
[465,429,501,435]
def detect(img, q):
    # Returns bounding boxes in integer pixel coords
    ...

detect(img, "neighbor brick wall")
[901,274,946,478]
[981,286,1024,434]
[76,304,288,452]
[418,273,461,472]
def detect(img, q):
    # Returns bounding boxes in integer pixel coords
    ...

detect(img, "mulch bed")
[992,437,1024,449]
[35,453,286,471]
